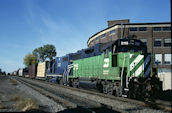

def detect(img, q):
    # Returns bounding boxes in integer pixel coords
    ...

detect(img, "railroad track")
[29,77,171,112]
[10,76,121,113]
[10,76,171,113]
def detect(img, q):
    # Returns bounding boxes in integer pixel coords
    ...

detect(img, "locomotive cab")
[112,38,147,54]
[110,38,162,100]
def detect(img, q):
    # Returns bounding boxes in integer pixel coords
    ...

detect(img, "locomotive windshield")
[112,38,147,53]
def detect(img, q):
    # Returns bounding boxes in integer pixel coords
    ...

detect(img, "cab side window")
[112,54,117,67]
[104,49,109,58]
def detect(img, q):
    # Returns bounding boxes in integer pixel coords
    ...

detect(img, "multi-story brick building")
[87,19,171,90]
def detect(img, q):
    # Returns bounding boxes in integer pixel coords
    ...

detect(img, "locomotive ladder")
[121,54,130,97]
[63,64,73,85]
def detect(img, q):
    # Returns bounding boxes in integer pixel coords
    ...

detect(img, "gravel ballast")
[14,76,170,113]
[0,76,65,112]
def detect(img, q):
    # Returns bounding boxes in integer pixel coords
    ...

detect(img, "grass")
[0,103,5,109]
[0,97,5,109]
[10,95,21,101]
[10,79,18,86]
[11,96,38,112]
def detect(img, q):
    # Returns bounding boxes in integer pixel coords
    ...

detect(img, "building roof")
[87,22,171,45]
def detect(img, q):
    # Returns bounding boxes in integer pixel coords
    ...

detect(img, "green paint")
[70,51,149,81]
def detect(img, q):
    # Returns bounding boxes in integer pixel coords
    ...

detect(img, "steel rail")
[11,76,171,113]
[10,76,123,113]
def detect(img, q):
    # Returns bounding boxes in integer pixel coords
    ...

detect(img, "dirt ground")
[0,75,64,112]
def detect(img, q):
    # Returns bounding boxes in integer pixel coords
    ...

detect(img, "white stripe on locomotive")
[130,54,144,71]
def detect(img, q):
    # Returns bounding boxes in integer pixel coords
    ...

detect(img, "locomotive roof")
[87,22,171,45]
[101,38,146,51]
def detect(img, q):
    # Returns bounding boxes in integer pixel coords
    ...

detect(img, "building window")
[96,37,99,40]
[139,27,147,31]
[129,27,137,31]
[91,39,94,44]
[110,30,115,35]
[163,27,171,31]
[164,38,171,47]
[154,39,161,47]
[101,33,106,39]
[164,54,171,64]
[154,54,162,65]
[140,39,147,45]
[153,27,161,31]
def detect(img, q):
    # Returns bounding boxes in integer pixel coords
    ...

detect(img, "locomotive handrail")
[121,54,126,87]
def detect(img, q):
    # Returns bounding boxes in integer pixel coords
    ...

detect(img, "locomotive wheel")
[128,83,138,99]
[107,89,113,95]
[128,91,136,99]
[143,81,151,101]
[59,79,63,85]
[144,81,157,102]
[96,82,103,93]
[72,79,79,88]
[102,82,115,95]
[68,79,73,87]
[103,85,114,95]
[115,87,122,96]
[56,79,60,84]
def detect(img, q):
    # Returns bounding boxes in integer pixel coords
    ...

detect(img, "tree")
[32,44,56,62]
[43,44,56,61]
[23,53,38,67]
[33,47,46,62]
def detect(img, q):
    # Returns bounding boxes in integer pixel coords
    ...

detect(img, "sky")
[0,0,171,73]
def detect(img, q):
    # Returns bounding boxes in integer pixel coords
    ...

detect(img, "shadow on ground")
[58,106,120,113]
[25,106,120,113]
[158,90,172,101]
[25,109,47,113]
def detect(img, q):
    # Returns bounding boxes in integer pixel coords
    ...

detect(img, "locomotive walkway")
[10,76,171,113]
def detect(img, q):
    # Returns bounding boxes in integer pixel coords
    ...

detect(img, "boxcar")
[18,68,29,77]
[13,71,17,76]
[29,64,37,79]
[36,61,49,80]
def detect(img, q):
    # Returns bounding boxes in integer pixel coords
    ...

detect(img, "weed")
[10,79,18,86]
[12,96,38,112]
[0,100,5,109]
[11,96,21,101]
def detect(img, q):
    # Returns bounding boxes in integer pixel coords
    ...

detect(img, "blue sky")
[0,0,170,73]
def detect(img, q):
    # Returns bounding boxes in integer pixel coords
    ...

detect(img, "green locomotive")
[68,38,162,100]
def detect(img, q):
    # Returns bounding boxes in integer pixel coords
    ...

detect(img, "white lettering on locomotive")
[74,64,78,70]
[103,58,109,68]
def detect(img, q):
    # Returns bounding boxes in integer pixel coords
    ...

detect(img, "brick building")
[87,19,171,90]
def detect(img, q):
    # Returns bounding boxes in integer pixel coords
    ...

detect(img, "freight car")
[67,38,162,100]
[28,64,37,79]
[18,68,29,77]
[36,61,49,80]
[18,68,23,77]
[13,70,18,76]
